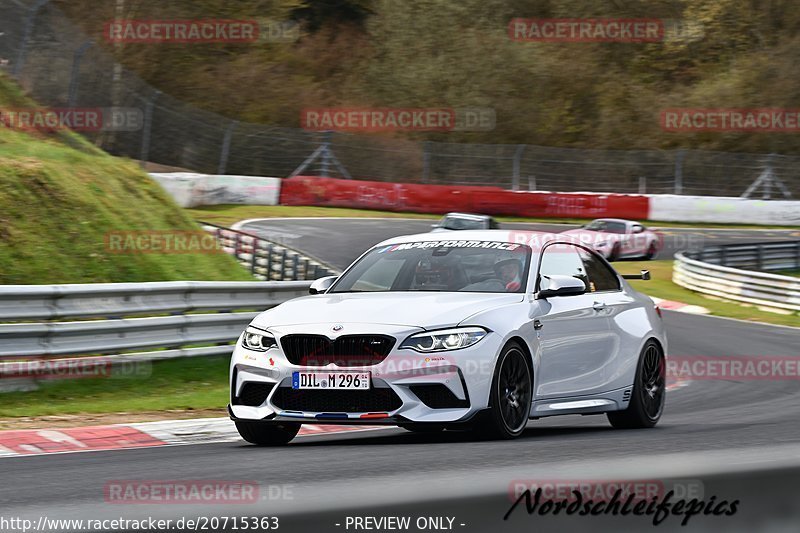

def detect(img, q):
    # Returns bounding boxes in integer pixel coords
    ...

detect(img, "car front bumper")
[228,322,501,424]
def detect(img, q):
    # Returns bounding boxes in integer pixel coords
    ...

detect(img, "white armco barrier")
[649,195,800,226]
[150,172,281,208]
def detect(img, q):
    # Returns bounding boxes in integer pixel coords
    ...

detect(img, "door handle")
[533,319,543,330]
[592,302,607,312]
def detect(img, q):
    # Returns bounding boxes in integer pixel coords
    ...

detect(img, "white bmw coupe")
[229,230,667,445]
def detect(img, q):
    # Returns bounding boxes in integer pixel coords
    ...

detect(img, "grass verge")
[0,356,230,419]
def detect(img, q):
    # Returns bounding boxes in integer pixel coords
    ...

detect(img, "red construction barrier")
[280,176,650,219]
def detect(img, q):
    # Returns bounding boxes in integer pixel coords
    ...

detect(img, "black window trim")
[534,241,622,295]
[577,245,623,294]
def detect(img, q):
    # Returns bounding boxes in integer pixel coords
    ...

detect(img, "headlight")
[399,327,487,352]
[241,327,277,352]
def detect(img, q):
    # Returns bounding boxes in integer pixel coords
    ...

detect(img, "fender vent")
[410,384,469,409]
[622,389,632,402]
[233,382,275,407]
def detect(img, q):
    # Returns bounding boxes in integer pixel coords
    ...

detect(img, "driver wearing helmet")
[494,258,522,292]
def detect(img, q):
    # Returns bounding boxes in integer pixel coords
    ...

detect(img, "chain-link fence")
[1,0,798,198]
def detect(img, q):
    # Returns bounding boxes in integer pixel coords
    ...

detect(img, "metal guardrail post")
[250,239,258,275]
[512,145,525,191]
[67,40,93,108]
[421,141,431,183]
[267,242,274,281]
[217,120,238,175]
[139,90,160,167]
[674,149,685,195]
[292,254,300,280]
[756,244,764,271]
[12,0,52,77]
[796,242,800,270]
[320,131,332,177]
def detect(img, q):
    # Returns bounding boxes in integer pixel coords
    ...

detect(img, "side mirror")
[622,270,650,280]
[309,275,337,295]
[537,275,587,298]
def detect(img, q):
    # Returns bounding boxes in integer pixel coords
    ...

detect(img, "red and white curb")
[0,418,385,458]
[650,296,710,315]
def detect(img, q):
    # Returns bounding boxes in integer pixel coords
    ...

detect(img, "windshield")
[330,241,531,293]
[440,217,486,230]
[585,220,627,234]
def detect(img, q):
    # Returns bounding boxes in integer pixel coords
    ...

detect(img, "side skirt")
[528,386,632,419]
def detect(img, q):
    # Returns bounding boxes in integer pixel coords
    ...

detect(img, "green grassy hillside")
[0,76,250,283]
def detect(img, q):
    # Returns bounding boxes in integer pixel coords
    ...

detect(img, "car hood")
[250,292,524,329]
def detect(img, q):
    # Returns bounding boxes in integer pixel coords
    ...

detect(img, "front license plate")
[292,371,371,390]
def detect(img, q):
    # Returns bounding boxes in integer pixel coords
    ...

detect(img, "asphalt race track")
[3,219,800,532]
[235,217,800,270]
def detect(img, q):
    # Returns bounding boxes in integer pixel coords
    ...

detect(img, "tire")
[235,420,300,446]
[607,340,665,429]
[608,243,621,262]
[403,424,445,433]
[645,242,657,260]
[473,342,532,440]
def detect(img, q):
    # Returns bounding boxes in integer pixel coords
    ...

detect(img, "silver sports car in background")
[430,212,500,232]
[561,218,661,261]
[229,230,667,445]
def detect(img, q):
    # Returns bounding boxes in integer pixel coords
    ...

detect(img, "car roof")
[592,218,633,224]
[442,212,491,220]
[375,229,559,247]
